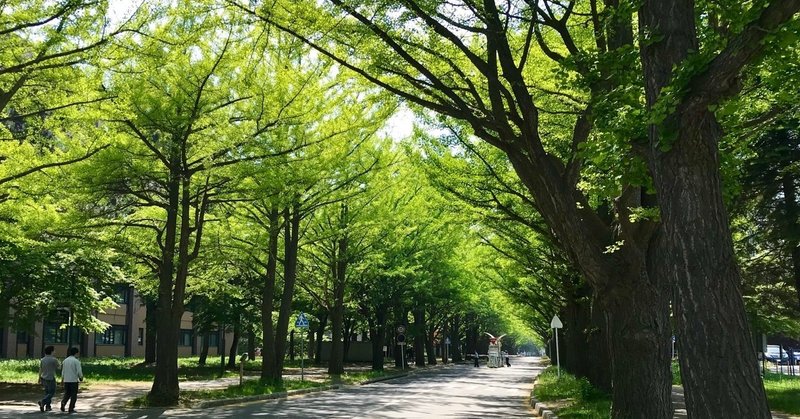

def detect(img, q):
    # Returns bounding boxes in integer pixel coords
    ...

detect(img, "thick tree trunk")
[328,221,348,375]
[260,205,280,383]
[412,308,425,367]
[370,307,387,371]
[226,322,240,369]
[274,206,301,377]
[782,175,800,309]
[638,1,775,416]
[144,299,157,364]
[148,171,182,406]
[426,322,437,366]
[149,310,181,405]
[451,316,462,362]
[601,275,671,419]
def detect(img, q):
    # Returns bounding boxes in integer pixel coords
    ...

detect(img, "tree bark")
[314,311,327,365]
[450,315,462,363]
[260,205,280,383]
[199,332,210,366]
[328,209,348,375]
[370,306,387,371]
[412,307,425,367]
[144,299,157,364]
[273,205,301,377]
[226,321,240,369]
[637,1,785,416]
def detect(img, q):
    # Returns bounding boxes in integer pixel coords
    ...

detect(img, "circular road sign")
[396,325,406,334]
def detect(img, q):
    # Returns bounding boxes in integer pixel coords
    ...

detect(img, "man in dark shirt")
[38,346,59,411]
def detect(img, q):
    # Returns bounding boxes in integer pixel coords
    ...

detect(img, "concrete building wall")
[0,288,233,360]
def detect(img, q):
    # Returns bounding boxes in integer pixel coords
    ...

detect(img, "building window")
[16,331,29,344]
[112,285,130,304]
[208,332,219,348]
[138,328,144,346]
[95,325,127,345]
[179,329,193,347]
[43,324,81,345]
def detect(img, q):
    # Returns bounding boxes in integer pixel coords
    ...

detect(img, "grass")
[533,366,611,419]
[129,377,327,407]
[764,372,800,414]
[0,356,240,383]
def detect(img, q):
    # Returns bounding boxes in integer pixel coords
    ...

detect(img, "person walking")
[473,350,479,367]
[60,347,83,413]
[37,346,59,411]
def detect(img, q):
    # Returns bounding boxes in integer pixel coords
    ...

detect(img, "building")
[0,286,232,359]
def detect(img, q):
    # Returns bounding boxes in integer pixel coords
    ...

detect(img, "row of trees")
[2,1,800,417]
[0,0,535,407]
[244,0,800,418]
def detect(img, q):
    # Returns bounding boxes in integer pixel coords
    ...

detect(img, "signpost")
[397,325,406,370]
[550,315,563,378]
[295,312,309,381]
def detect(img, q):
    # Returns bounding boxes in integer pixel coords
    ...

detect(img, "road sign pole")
[301,334,305,382]
[401,345,405,371]
[550,315,563,379]
[555,327,560,379]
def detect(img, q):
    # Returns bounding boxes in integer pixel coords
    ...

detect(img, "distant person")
[474,350,479,367]
[505,353,511,367]
[60,347,83,413]
[37,346,59,412]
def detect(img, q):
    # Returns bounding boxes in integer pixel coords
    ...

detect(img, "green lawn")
[0,356,240,383]
[535,364,800,417]
[764,372,800,414]
[533,367,611,419]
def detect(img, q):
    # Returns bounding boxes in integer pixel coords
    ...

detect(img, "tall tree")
[240,1,800,416]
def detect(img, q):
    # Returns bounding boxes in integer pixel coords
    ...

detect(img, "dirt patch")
[0,382,40,404]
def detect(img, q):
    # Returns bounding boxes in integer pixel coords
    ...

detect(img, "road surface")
[0,356,543,418]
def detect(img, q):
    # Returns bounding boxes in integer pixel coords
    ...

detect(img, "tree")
[240,1,800,416]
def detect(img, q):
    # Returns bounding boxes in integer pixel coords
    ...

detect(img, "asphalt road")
[0,357,543,418]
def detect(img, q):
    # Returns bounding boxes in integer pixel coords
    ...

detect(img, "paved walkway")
[671,385,799,419]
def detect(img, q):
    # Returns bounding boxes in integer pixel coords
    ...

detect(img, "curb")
[530,377,559,419]
[359,373,409,384]
[195,384,339,408]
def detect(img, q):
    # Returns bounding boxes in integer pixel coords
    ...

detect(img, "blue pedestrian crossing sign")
[295,312,309,328]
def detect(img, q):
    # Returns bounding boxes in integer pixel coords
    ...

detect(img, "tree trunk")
[247,326,256,361]
[370,307,387,371]
[328,215,348,375]
[198,332,210,366]
[782,175,800,309]
[226,322,240,369]
[451,316,462,363]
[148,169,182,406]
[260,205,280,383]
[426,321,437,366]
[144,299,157,364]
[412,308,425,367]
[638,1,774,416]
[314,311,327,365]
[274,205,301,377]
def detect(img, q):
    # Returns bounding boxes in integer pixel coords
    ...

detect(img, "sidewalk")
[0,362,444,413]
[671,385,799,419]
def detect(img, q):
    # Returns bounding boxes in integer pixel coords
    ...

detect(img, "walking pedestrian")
[474,350,479,367]
[60,347,83,413]
[37,346,59,412]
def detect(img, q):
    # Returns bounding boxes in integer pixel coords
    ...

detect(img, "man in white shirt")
[37,345,59,411]
[60,347,83,413]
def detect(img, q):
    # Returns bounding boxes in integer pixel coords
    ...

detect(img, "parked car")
[763,345,790,364]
